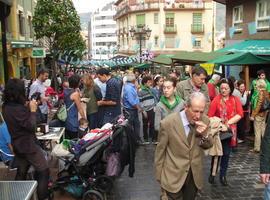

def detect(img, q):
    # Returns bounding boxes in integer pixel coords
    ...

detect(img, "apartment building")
[0,0,45,84]
[114,0,220,56]
[214,0,270,45]
[90,3,117,60]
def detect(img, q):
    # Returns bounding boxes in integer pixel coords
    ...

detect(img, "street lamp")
[129,25,152,63]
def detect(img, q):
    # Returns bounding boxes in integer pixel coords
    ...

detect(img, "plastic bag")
[106,152,121,177]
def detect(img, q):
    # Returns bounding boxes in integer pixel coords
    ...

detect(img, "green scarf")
[160,95,182,110]
[141,84,154,96]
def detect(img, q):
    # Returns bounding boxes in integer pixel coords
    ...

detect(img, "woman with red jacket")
[208,78,243,186]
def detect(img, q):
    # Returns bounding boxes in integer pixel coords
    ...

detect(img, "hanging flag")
[160,40,165,49]
[191,35,196,46]
[248,22,257,35]
[229,27,236,39]
[175,38,180,48]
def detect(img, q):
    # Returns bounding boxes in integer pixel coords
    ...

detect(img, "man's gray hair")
[185,92,207,106]
[212,74,221,81]
[126,73,136,82]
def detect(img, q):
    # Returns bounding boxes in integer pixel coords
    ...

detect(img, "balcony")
[164,2,205,11]
[114,2,160,20]
[164,24,177,34]
[191,24,204,34]
[114,4,129,20]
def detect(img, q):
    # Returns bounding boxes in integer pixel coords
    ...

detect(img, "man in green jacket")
[260,115,270,199]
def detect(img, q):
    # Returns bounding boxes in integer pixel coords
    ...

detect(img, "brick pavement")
[0,140,264,200]
[108,140,264,200]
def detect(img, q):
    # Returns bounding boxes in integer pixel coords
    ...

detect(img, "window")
[192,13,203,32]
[165,36,175,48]
[165,13,174,27]
[28,16,33,38]
[193,39,201,48]
[232,5,243,28]
[18,11,25,36]
[154,13,159,24]
[136,14,145,27]
[256,0,270,29]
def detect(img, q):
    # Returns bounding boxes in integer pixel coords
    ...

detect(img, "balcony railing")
[164,24,177,34]
[191,24,204,33]
[164,2,205,10]
[114,2,160,19]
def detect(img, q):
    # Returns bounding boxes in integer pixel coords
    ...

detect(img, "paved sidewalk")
[109,140,264,200]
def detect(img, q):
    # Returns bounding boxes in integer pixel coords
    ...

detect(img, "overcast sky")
[72,0,114,13]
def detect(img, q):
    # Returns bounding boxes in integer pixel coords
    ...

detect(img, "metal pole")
[139,34,142,64]
[0,2,10,84]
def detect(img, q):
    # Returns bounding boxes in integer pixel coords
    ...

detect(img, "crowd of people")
[1,65,270,200]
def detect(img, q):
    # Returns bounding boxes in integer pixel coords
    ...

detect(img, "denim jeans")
[265,183,270,200]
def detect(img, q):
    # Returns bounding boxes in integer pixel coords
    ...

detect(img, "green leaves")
[33,0,86,57]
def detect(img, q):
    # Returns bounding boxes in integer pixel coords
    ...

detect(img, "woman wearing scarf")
[154,77,184,132]
[250,79,270,153]
[208,78,243,186]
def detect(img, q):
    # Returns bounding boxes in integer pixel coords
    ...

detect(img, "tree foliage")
[33,0,86,57]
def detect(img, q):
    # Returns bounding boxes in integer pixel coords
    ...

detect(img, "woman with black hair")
[64,74,85,139]
[208,78,243,186]
[2,78,49,200]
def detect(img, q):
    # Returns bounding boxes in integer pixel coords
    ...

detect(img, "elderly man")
[155,92,211,200]
[176,66,209,103]
[122,73,141,143]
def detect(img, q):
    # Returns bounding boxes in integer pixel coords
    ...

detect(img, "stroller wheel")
[83,190,103,200]
[95,175,114,193]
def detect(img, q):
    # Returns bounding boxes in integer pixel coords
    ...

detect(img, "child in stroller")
[49,115,129,200]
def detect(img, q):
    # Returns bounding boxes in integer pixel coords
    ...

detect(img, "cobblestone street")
[109,140,264,200]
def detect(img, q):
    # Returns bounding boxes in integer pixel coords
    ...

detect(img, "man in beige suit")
[155,92,211,200]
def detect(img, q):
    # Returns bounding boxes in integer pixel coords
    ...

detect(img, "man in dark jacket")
[260,116,270,199]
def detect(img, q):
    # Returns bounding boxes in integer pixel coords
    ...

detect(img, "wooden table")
[0,181,37,200]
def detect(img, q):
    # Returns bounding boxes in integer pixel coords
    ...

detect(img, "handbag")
[259,98,270,112]
[219,128,233,140]
[57,102,74,122]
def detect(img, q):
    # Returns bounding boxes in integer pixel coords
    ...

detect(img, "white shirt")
[180,110,190,137]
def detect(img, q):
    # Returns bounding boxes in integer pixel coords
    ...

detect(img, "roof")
[217,40,270,55]
[171,51,228,64]
[134,63,151,69]
[207,52,270,65]
[150,54,174,65]
[213,0,226,4]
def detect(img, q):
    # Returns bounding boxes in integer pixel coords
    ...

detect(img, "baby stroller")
[49,115,128,200]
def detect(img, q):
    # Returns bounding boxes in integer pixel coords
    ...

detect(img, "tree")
[33,0,86,88]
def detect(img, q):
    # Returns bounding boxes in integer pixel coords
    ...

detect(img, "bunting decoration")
[175,38,180,48]
[191,35,196,46]
[160,40,165,49]
[248,22,257,35]
[229,27,236,39]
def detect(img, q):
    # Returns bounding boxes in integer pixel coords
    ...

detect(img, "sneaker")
[152,141,158,145]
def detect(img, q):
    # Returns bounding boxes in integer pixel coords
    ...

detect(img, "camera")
[30,92,41,101]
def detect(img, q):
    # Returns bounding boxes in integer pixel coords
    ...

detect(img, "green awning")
[134,63,151,69]
[172,51,228,64]
[216,40,270,55]
[207,52,270,65]
[150,54,174,65]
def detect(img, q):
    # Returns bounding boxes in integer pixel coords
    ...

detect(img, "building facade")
[0,0,43,84]
[215,0,270,45]
[114,0,218,57]
[90,3,117,60]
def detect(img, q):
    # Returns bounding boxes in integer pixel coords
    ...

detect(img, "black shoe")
[208,175,215,184]
[220,176,228,186]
